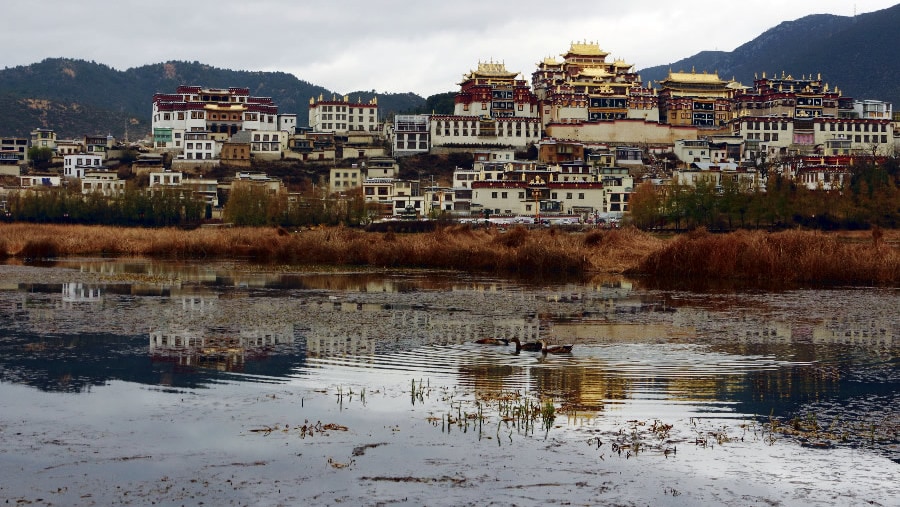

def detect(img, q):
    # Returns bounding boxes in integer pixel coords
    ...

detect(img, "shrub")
[18,238,60,260]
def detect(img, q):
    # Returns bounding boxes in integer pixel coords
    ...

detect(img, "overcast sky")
[3,1,896,97]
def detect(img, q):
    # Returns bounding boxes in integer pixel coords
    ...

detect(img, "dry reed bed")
[3,224,897,284]
[0,223,661,276]
[633,228,900,285]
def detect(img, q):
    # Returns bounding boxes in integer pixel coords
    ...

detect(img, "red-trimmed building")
[532,42,658,127]
[151,86,280,150]
[308,94,379,134]
[453,60,538,119]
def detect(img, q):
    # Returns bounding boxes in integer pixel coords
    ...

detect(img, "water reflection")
[0,260,896,461]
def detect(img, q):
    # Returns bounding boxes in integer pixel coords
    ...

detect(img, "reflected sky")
[0,259,897,462]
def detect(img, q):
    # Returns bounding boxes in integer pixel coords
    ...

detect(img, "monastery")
[3,40,898,224]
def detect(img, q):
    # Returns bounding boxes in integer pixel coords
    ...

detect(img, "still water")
[0,259,897,506]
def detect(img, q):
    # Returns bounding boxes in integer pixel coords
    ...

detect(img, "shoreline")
[1,223,898,285]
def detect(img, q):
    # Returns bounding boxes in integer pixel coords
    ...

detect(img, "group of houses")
[2,40,899,223]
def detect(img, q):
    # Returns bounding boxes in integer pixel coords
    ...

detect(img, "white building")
[249,130,287,160]
[82,172,125,197]
[393,115,430,156]
[309,95,379,133]
[278,113,297,133]
[732,116,893,160]
[330,166,363,193]
[183,132,218,160]
[471,177,606,219]
[672,167,762,193]
[152,86,282,151]
[597,168,634,215]
[430,115,541,149]
[20,174,62,188]
[149,171,184,187]
[853,99,892,120]
[63,153,104,179]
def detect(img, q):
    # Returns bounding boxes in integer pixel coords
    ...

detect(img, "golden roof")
[466,60,518,79]
[541,56,561,66]
[578,67,612,79]
[563,41,609,58]
[663,69,725,84]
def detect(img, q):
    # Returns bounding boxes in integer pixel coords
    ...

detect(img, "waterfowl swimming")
[474,338,509,345]
[510,337,543,352]
[540,340,573,354]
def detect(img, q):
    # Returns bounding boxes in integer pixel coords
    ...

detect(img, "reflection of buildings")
[149,323,294,371]
[61,283,102,304]
[306,331,375,358]
[532,366,627,415]
[303,304,545,360]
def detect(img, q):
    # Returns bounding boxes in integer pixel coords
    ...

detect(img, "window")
[491,192,498,198]
[578,193,585,200]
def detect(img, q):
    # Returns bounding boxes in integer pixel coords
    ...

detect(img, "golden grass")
[632,228,900,286]
[1,223,897,285]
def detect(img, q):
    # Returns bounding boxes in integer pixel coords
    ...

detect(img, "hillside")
[2,4,898,140]
[0,59,427,139]
[639,5,900,107]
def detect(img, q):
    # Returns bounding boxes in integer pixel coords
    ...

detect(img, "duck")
[474,337,509,345]
[510,337,543,352]
[540,340,573,354]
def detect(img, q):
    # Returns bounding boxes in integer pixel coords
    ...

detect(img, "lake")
[0,259,897,506]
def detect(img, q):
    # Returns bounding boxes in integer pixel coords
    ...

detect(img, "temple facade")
[656,69,739,128]
[531,42,658,127]
[453,61,538,119]
[428,61,541,149]
[151,86,280,150]
[732,72,851,120]
[729,72,892,160]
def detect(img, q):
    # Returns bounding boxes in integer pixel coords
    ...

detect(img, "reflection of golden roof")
[564,41,609,58]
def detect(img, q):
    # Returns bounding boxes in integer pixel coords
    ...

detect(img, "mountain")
[0,59,427,139]
[2,5,898,140]
[638,5,900,107]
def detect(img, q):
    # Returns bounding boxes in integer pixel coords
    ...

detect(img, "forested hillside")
[639,5,900,107]
[0,59,428,139]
